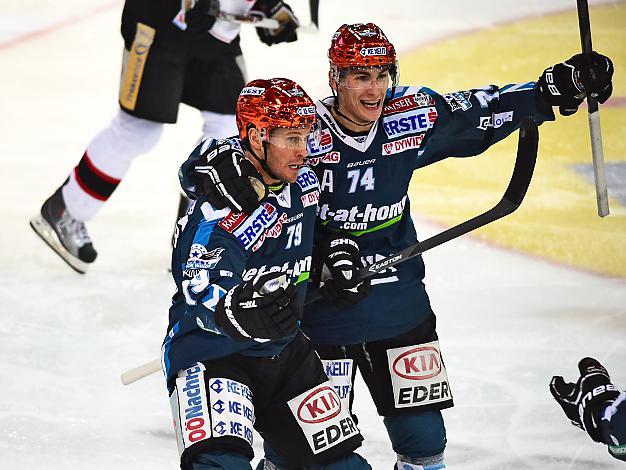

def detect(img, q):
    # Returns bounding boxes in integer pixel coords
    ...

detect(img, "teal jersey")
[303,83,554,344]
[163,139,319,386]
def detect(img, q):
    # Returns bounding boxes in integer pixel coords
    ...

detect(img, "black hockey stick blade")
[305,117,538,304]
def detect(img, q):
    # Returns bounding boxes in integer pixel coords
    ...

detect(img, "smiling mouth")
[288,163,304,170]
[361,99,381,110]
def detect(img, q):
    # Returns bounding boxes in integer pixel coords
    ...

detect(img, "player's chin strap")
[331,87,375,128]
[244,136,282,182]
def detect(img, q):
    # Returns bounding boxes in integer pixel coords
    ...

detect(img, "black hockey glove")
[191,140,268,214]
[537,52,613,116]
[214,273,302,341]
[251,0,299,46]
[550,357,620,443]
[316,233,371,309]
[185,0,221,34]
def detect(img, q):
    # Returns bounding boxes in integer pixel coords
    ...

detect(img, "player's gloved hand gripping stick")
[121,117,539,385]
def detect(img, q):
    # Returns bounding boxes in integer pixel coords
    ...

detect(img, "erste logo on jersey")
[382,107,438,138]
[382,134,426,156]
[308,129,333,156]
[250,212,288,252]
[296,168,319,191]
[383,93,435,116]
[233,203,278,250]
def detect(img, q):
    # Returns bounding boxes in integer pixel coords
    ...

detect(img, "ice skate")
[29,187,97,274]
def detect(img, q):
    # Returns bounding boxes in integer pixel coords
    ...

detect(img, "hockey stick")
[121,358,161,385]
[305,116,539,305]
[576,0,609,217]
[121,118,538,385]
[172,5,317,33]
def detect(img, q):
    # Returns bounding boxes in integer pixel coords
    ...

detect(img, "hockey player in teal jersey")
[185,23,614,470]
[164,78,371,470]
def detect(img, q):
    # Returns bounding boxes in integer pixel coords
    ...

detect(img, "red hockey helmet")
[329,23,396,69]
[236,78,317,143]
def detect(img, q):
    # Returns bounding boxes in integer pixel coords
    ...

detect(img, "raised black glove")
[251,0,299,46]
[317,233,371,309]
[550,357,620,442]
[214,273,302,341]
[192,140,268,214]
[185,0,221,34]
[537,52,613,116]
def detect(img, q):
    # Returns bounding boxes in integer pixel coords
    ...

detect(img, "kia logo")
[297,386,341,423]
[392,347,441,380]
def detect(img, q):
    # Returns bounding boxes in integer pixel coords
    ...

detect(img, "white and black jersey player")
[29,0,300,274]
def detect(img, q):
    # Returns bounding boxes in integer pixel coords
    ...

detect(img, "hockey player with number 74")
[191,23,614,470]
[164,78,372,469]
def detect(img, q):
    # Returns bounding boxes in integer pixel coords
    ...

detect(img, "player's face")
[265,127,310,183]
[337,67,389,123]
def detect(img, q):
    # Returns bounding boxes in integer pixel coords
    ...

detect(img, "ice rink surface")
[1,1,624,468]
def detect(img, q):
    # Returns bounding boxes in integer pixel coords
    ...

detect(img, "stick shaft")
[121,358,161,385]
[576,0,610,217]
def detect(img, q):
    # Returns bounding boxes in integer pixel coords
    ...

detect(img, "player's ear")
[248,127,263,151]
[329,69,338,92]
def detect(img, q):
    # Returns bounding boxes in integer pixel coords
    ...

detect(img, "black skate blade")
[29,214,90,274]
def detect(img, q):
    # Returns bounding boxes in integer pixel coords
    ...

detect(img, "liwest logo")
[382,107,438,138]
[382,134,425,156]
[392,347,442,380]
[383,93,434,115]
[240,86,265,96]
[297,386,342,424]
